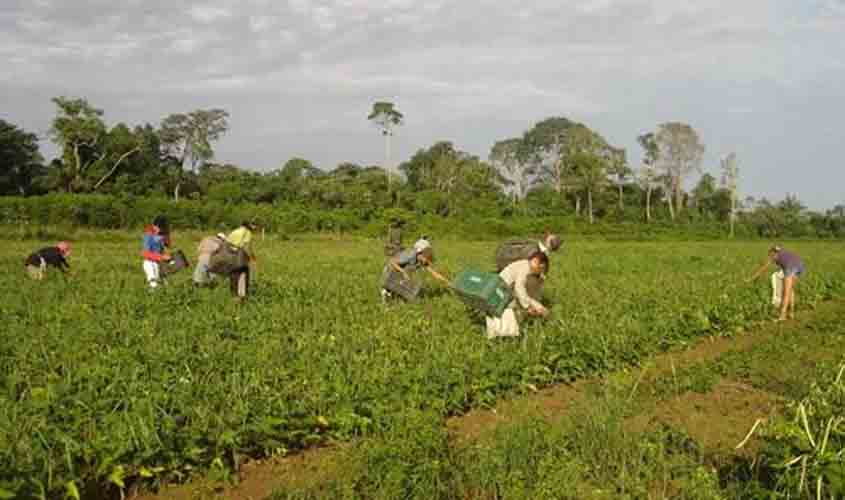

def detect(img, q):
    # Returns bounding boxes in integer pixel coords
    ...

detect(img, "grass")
[1,232,844,498]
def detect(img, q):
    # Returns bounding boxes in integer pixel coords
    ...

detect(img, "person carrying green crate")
[381,238,450,302]
[486,251,550,339]
[495,231,561,301]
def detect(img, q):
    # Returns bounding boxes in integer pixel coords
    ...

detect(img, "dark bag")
[209,243,249,274]
[381,264,421,302]
[161,249,189,276]
[495,240,541,272]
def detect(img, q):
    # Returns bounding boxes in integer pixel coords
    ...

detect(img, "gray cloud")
[1,0,843,208]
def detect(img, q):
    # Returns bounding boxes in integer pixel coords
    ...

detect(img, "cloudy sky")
[2,0,843,208]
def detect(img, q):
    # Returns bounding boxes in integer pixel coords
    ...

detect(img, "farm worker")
[747,245,805,321]
[495,231,562,300]
[193,233,227,286]
[142,223,171,288]
[224,221,257,300]
[24,241,71,280]
[153,214,172,248]
[380,238,450,301]
[486,251,550,339]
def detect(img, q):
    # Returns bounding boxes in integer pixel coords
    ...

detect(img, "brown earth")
[628,379,782,459]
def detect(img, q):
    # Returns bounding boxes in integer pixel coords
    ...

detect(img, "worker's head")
[145,224,160,235]
[768,245,783,257]
[242,220,258,231]
[544,233,562,252]
[528,250,549,275]
[413,238,431,253]
[417,247,434,266]
[56,241,71,257]
[414,239,434,265]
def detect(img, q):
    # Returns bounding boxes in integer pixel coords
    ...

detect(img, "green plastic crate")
[452,269,513,317]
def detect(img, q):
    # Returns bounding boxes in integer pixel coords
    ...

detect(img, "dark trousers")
[230,266,249,297]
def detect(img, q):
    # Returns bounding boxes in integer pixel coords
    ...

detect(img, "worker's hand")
[529,305,549,318]
[162,253,172,261]
[402,271,411,281]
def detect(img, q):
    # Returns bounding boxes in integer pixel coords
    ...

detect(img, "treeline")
[1,97,844,238]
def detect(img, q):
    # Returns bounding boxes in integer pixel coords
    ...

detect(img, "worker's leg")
[789,275,798,318]
[26,264,43,280]
[143,260,160,288]
[485,308,520,339]
[230,267,249,298]
[237,267,249,297]
[779,275,795,321]
[193,253,211,285]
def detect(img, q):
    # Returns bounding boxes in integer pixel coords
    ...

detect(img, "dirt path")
[134,301,843,500]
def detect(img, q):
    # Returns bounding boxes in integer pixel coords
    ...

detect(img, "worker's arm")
[426,267,450,286]
[747,258,772,282]
[391,256,411,279]
[513,270,545,314]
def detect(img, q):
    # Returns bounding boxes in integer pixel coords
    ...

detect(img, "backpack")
[208,243,249,274]
[495,240,541,272]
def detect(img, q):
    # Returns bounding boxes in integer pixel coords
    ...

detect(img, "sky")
[1,0,843,209]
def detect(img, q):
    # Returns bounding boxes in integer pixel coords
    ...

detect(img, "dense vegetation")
[2,98,844,238]
[1,236,843,498]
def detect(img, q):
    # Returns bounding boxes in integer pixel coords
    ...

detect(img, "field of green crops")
[1,233,844,499]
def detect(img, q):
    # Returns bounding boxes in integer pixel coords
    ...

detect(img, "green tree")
[0,119,44,195]
[90,123,143,191]
[607,147,631,210]
[691,173,717,211]
[567,124,611,224]
[160,109,229,200]
[367,101,403,197]
[48,96,107,192]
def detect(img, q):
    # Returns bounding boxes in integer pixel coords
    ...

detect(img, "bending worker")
[25,241,71,280]
[381,238,449,301]
[486,251,550,339]
[747,245,805,322]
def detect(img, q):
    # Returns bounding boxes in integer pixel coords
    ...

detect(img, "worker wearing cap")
[748,245,806,321]
[25,241,71,280]
[193,232,227,286]
[381,237,449,301]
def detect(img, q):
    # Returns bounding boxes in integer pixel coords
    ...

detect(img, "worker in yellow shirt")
[226,221,257,300]
[206,221,257,300]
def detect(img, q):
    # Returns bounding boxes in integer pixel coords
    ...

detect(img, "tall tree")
[567,124,610,224]
[0,119,44,195]
[489,137,534,207]
[691,173,717,211]
[720,152,739,237]
[637,132,661,222]
[48,97,107,192]
[160,109,229,200]
[607,147,631,210]
[521,117,577,195]
[653,122,705,219]
[91,123,143,191]
[367,101,403,196]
